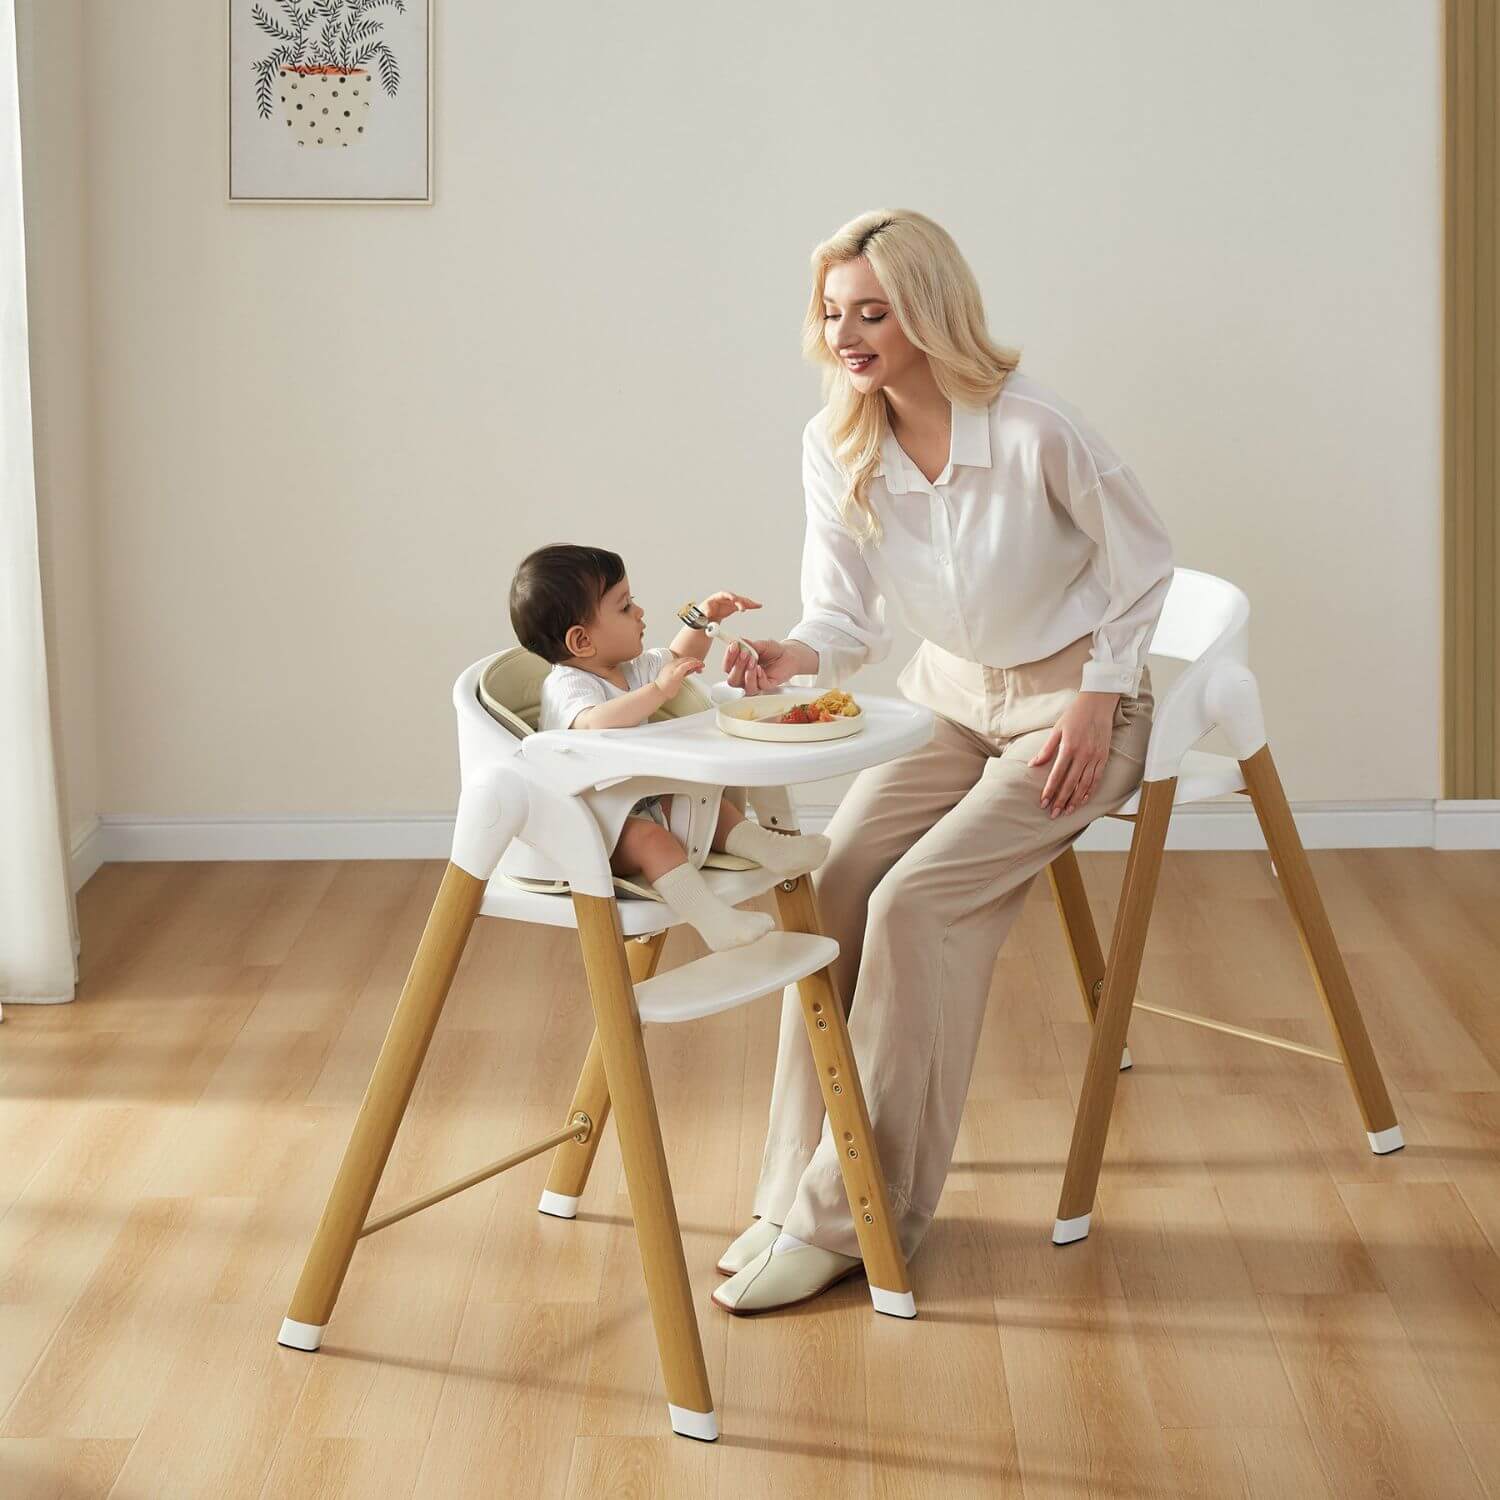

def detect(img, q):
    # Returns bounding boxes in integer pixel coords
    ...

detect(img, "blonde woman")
[711,210,1174,1314]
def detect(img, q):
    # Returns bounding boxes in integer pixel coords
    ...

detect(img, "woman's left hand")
[700,591,761,625]
[1029,692,1120,818]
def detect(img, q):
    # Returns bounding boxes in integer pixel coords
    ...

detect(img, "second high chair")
[1042,568,1403,1245]
[276,648,936,1442]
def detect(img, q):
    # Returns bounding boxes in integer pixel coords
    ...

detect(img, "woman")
[711,209,1174,1315]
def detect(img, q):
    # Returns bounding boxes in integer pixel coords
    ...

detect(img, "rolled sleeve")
[1080,655,1147,696]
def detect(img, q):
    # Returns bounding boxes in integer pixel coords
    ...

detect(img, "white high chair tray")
[715,694,865,744]
[519,692,933,791]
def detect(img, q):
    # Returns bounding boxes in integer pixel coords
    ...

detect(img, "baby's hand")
[655,655,705,699]
[698,591,761,626]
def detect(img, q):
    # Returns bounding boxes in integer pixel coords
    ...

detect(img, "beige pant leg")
[780,652,1154,1258]
[750,713,990,1224]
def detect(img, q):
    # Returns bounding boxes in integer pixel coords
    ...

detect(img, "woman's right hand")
[722,638,817,696]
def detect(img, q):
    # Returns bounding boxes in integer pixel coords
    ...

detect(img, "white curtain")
[1,0,76,1013]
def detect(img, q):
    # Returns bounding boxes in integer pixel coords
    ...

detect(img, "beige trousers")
[752,632,1154,1258]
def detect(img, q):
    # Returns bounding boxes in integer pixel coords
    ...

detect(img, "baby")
[508,544,831,951]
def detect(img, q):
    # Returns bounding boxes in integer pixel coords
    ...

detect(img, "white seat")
[1112,748,1246,816]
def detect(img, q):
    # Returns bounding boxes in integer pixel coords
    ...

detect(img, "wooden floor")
[2,850,1499,1498]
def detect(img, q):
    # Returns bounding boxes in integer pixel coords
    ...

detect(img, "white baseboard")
[71,798,1500,889]
[94,813,456,865]
[1433,799,1500,849]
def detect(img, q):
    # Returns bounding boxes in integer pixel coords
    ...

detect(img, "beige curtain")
[1,0,75,1013]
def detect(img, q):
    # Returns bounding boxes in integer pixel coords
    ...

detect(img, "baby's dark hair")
[509,543,625,664]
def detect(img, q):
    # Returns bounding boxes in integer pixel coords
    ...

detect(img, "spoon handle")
[705,621,760,663]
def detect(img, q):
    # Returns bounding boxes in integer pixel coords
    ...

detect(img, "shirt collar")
[876,398,992,494]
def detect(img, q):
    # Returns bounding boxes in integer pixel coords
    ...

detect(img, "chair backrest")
[1147,568,1250,666]
[477,645,712,739]
[1138,567,1265,782]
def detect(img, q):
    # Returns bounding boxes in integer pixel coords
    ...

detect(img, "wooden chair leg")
[280,861,485,1351]
[1048,847,1133,1070]
[539,931,669,1218]
[773,875,915,1318]
[1054,778,1176,1244]
[571,893,717,1442]
[1240,744,1403,1152]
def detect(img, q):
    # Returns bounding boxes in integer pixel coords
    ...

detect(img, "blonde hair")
[802,209,1021,548]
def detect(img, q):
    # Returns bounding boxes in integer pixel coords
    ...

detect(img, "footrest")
[633,930,840,1024]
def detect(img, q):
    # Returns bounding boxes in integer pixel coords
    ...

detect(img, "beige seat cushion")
[478,644,720,733]
[477,646,756,901]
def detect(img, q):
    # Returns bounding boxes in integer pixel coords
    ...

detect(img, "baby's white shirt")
[539,646,676,732]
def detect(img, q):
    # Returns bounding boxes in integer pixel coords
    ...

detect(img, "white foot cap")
[869,1285,917,1319]
[278,1317,324,1352]
[1368,1124,1405,1155]
[1052,1213,1092,1245]
[668,1404,719,1442]
[1120,1046,1133,1071]
[537,1190,580,1219]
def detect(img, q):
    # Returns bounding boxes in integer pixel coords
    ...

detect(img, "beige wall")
[17,0,98,855]
[32,1,1442,825]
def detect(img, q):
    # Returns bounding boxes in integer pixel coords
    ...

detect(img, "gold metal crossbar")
[1086,964,1342,1063]
[359,1112,594,1239]
[1131,1001,1341,1063]
[1099,975,1342,1065]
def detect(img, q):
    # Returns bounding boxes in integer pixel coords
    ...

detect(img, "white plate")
[715,695,865,743]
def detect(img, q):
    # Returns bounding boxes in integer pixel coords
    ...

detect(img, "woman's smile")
[844,353,877,373]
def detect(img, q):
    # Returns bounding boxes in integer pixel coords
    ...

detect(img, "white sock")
[653,863,774,952]
[724,821,832,878]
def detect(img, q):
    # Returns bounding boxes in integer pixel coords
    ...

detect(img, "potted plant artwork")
[251,1,405,149]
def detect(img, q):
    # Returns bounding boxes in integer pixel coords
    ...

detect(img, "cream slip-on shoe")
[711,1241,863,1316]
[715,1218,781,1277]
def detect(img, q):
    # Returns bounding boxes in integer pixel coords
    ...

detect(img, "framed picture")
[229,1,432,203]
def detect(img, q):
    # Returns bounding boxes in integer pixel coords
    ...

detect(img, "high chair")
[277,648,936,1442]
[1044,567,1403,1245]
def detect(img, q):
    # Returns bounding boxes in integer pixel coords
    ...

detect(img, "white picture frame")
[229,0,432,204]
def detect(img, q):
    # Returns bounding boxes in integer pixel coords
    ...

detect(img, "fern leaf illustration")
[252,49,289,119]
[252,5,295,43]
[374,41,400,96]
[339,10,361,68]
[343,19,382,51]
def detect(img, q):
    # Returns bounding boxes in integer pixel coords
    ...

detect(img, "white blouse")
[785,371,1174,698]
